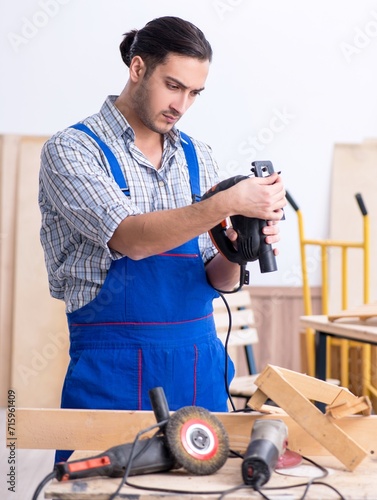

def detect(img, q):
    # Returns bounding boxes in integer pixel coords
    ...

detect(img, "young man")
[39,16,286,459]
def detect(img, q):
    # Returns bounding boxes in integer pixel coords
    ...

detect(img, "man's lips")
[162,113,180,123]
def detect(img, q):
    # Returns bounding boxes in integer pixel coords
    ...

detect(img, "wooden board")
[43,455,377,500]
[328,302,377,322]
[329,141,377,312]
[9,136,69,408]
[0,136,20,406]
[248,365,368,470]
[14,408,377,460]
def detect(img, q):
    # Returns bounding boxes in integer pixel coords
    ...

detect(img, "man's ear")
[129,56,146,82]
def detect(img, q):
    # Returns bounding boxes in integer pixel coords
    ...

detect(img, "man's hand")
[225,214,282,256]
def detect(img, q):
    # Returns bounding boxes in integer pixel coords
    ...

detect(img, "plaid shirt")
[39,96,219,312]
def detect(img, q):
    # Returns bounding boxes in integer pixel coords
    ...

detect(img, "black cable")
[265,455,346,500]
[218,291,237,412]
[296,455,328,500]
[109,421,168,500]
[31,471,57,500]
[212,264,247,295]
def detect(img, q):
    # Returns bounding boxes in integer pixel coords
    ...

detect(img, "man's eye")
[167,83,179,90]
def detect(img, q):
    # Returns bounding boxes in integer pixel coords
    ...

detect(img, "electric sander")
[201,160,280,286]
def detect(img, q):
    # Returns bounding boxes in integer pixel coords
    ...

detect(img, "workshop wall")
[1,1,377,407]
[2,0,377,289]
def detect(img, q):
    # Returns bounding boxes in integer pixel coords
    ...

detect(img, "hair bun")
[119,29,138,67]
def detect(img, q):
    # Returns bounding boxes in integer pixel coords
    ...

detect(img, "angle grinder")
[201,161,279,287]
[53,387,229,481]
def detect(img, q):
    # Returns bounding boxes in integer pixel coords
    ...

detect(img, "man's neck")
[115,93,163,169]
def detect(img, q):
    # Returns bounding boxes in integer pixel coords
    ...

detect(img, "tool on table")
[201,161,280,290]
[242,419,288,488]
[53,387,229,481]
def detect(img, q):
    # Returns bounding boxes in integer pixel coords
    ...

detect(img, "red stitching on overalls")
[138,349,142,410]
[70,312,213,327]
[192,344,198,406]
[158,253,199,258]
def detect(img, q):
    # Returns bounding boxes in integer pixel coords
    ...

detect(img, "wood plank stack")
[0,135,69,408]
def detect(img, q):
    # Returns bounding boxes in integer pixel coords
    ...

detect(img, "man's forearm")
[108,174,286,260]
[108,190,232,260]
[205,252,241,292]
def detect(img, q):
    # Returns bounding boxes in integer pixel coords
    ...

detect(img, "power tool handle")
[258,219,278,273]
[54,436,175,481]
[149,386,170,425]
[251,161,278,273]
[54,444,133,480]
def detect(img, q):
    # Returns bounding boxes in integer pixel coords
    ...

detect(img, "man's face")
[132,54,210,135]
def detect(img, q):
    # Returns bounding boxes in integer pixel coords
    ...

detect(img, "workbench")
[43,453,377,499]
[15,372,377,500]
[299,314,377,393]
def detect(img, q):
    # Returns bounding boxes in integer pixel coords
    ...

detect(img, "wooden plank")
[328,302,377,321]
[214,309,256,330]
[13,408,377,460]
[43,455,377,500]
[249,365,367,470]
[271,366,357,405]
[217,329,258,347]
[0,136,20,406]
[299,315,377,343]
[329,141,377,314]
[10,136,69,408]
[213,290,251,310]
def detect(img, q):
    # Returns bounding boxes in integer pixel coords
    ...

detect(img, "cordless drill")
[242,419,288,488]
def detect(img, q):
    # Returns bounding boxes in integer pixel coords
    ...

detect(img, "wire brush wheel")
[165,406,229,475]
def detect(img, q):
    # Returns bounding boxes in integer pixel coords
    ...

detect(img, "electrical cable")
[31,471,57,500]
[109,421,168,500]
[265,455,346,500]
[218,291,237,412]
[211,263,247,295]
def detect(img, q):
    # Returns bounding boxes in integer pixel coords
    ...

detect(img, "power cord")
[218,291,237,412]
[31,471,57,500]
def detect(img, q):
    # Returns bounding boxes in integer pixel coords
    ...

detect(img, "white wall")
[2,0,377,287]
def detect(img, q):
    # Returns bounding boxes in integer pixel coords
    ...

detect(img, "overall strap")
[70,124,201,201]
[180,131,201,203]
[70,123,130,196]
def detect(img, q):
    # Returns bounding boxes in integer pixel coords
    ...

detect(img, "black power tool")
[242,419,288,488]
[201,161,279,286]
[53,387,229,481]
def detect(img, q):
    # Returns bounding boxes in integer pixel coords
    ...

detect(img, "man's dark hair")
[120,16,212,75]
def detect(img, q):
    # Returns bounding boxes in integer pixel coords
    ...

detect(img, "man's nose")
[171,93,190,115]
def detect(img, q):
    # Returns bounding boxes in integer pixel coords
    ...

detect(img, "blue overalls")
[55,125,235,462]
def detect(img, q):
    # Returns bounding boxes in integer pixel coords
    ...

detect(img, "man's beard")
[132,80,180,134]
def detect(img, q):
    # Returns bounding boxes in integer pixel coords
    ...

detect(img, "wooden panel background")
[329,140,377,313]
[248,286,322,374]
[0,136,19,407]
[329,139,377,403]
[0,135,69,408]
